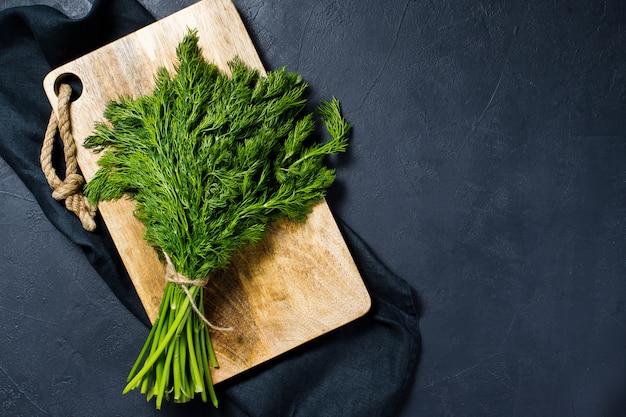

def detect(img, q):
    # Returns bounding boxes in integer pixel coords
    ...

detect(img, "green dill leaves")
[85,30,349,280]
[83,29,350,408]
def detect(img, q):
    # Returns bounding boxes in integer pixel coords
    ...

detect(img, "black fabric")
[0,1,420,416]
[0,0,155,325]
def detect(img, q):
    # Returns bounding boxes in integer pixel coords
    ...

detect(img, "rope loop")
[40,83,97,231]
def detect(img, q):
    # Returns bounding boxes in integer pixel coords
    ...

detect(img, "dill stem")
[156,329,176,409]
[127,283,172,382]
[186,311,204,393]
[196,300,218,406]
[123,283,191,393]
[173,335,182,400]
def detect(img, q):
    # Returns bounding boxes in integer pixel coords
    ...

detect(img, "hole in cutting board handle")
[53,73,83,102]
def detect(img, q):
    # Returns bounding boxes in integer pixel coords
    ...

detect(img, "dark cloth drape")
[0,1,420,416]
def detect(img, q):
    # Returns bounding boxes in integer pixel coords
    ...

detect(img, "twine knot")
[51,173,85,199]
[163,252,232,332]
[40,83,97,231]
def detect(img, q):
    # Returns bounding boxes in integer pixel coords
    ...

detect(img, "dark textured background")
[2,0,626,416]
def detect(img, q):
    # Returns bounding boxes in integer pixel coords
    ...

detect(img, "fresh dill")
[83,29,350,408]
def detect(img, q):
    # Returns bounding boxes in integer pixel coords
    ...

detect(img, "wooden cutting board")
[42,0,370,384]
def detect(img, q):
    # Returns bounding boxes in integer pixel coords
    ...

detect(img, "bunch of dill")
[83,30,350,408]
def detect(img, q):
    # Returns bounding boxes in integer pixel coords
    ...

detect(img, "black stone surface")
[2,0,626,416]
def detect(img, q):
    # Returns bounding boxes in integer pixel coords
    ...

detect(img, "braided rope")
[40,83,97,231]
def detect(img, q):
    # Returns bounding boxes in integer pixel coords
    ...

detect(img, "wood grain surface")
[42,0,370,383]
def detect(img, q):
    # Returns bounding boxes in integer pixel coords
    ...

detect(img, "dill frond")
[83,29,350,408]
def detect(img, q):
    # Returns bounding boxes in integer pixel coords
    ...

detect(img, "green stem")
[123,281,221,408]
[173,335,182,400]
[155,325,176,409]
[123,283,191,393]
[193,322,208,404]
[186,311,203,393]
[199,318,218,406]
[127,283,172,382]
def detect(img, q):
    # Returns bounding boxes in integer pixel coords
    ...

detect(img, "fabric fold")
[0,2,420,415]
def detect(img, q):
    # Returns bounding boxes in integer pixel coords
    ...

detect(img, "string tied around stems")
[163,252,233,332]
